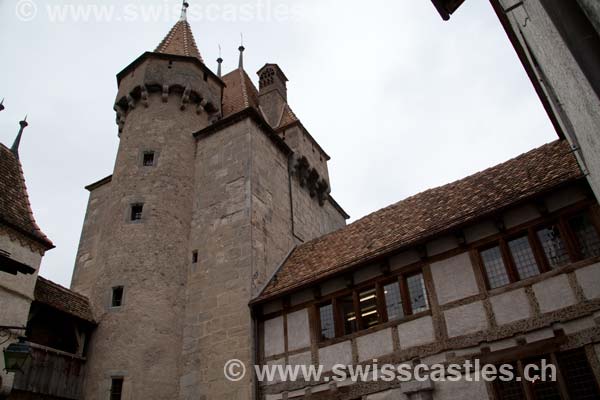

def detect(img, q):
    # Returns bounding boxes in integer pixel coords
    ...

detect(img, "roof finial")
[0,98,5,112]
[217,45,223,77]
[238,33,245,69]
[180,0,190,21]
[11,115,29,157]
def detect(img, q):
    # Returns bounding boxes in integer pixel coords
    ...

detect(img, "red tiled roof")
[34,277,95,323]
[0,144,53,249]
[222,68,260,117]
[155,20,203,61]
[277,104,299,129]
[254,140,583,302]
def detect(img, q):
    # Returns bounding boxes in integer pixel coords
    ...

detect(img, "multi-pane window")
[537,224,570,268]
[110,377,124,400]
[494,348,600,400]
[481,246,510,289]
[480,209,600,290]
[383,282,404,321]
[406,274,428,313]
[568,213,600,259]
[317,271,428,340]
[508,236,540,280]
[318,303,335,340]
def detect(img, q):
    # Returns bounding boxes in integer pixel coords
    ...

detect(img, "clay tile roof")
[34,277,95,323]
[0,144,53,249]
[277,104,299,129]
[255,140,583,302]
[222,68,260,117]
[155,20,203,61]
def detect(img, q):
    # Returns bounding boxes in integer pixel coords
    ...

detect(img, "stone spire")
[11,116,28,158]
[155,1,203,61]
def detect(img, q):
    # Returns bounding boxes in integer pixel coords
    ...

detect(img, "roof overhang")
[0,252,35,275]
[430,0,467,20]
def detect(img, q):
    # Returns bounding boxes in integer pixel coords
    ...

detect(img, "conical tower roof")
[155,2,203,61]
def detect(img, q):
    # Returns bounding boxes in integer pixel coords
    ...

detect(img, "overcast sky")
[0,0,556,287]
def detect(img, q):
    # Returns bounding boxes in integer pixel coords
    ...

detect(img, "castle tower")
[71,4,348,398]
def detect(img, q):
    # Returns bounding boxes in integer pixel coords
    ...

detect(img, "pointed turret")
[155,1,203,61]
[11,116,28,158]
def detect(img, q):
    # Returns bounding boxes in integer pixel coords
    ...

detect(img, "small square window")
[383,282,404,322]
[358,287,379,329]
[537,224,570,268]
[130,204,143,221]
[143,152,155,167]
[111,286,124,308]
[406,273,429,313]
[508,236,540,280]
[568,213,600,259]
[337,295,357,336]
[192,251,198,264]
[110,377,124,400]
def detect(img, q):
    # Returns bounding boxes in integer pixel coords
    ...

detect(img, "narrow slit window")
[110,377,124,400]
[130,204,143,221]
[481,246,511,289]
[192,251,198,264]
[143,151,155,167]
[112,286,124,308]
[318,303,335,340]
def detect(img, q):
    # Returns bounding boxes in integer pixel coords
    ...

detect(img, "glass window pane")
[537,225,570,268]
[481,246,511,289]
[318,303,335,340]
[557,348,600,399]
[383,282,404,321]
[568,213,600,259]
[337,295,357,335]
[494,363,525,400]
[527,356,561,400]
[508,236,540,280]
[358,287,379,329]
[406,274,428,313]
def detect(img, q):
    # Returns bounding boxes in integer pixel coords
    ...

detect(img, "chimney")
[257,64,289,127]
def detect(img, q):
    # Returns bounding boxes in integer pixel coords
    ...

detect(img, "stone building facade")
[430,0,600,203]
[69,6,347,400]
[252,141,600,399]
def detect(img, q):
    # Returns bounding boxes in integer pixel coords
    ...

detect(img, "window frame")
[478,205,600,290]
[313,266,430,342]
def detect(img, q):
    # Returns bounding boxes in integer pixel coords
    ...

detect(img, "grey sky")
[0,0,556,287]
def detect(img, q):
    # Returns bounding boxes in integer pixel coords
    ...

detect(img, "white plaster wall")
[463,220,499,244]
[318,341,352,372]
[397,316,435,349]
[575,262,600,300]
[444,301,488,338]
[532,275,577,313]
[491,288,532,325]
[356,328,394,362]
[430,252,479,305]
[286,309,310,351]
[264,316,285,357]
[503,204,541,229]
